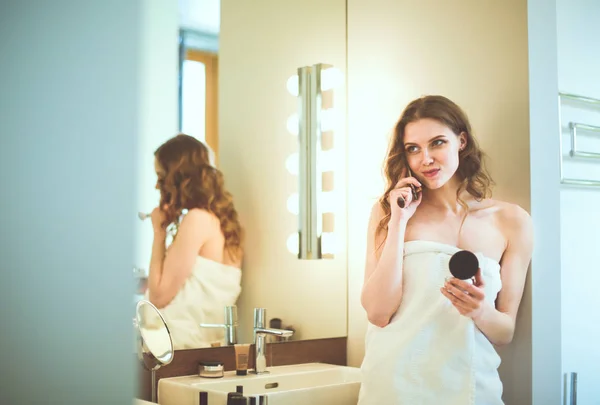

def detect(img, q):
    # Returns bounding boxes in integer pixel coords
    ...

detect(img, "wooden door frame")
[185,49,219,165]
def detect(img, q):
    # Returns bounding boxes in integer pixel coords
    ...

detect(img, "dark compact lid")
[448,250,479,280]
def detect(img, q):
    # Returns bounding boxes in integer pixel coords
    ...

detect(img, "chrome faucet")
[199,305,238,346]
[252,308,294,374]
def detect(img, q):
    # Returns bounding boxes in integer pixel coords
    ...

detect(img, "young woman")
[146,134,244,349]
[358,96,533,404]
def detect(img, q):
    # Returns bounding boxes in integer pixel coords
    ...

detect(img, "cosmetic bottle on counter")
[234,344,250,375]
[227,396,247,405]
[226,386,247,404]
[199,391,208,405]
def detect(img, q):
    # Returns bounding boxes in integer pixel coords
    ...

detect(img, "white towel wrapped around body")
[145,256,242,350]
[358,240,504,405]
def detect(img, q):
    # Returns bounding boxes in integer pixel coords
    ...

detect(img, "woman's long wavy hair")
[377,95,494,242]
[154,134,243,261]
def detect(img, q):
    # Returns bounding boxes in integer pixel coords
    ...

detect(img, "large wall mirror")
[135,0,348,350]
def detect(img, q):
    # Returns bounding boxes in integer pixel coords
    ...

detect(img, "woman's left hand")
[441,268,486,319]
[150,204,169,234]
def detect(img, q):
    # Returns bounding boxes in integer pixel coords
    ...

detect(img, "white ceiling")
[178,0,220,34]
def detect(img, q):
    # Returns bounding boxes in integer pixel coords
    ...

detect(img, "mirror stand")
[134,299,174,403]
[135,336,162,403]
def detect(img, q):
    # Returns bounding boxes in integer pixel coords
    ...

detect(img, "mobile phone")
[397,160,421,208]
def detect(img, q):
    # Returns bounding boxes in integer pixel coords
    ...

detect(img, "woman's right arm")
[360,203,408,327]
[360,176,421,327]
[148,208,217,308]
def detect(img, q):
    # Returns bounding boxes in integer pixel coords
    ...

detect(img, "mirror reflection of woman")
[358,96,533,404]
[146,134,243,350]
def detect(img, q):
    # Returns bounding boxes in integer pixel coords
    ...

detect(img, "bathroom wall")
[0,1,178,403]
[527,0,562,402]
[346,1,534,404]
[556,0,600,402]
[218,0,348,342]
[134,0,179,274]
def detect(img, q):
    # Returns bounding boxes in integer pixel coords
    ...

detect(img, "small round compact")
[448,250,479,280]
[198,361,224,378]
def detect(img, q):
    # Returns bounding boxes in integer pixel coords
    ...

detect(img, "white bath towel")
[145,256,242,350]
[358,240,504,405]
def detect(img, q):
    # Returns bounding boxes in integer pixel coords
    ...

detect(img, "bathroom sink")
[158,363,361,405]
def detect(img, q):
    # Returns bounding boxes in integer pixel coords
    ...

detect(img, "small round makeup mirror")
[448,250,479,280]
[134,299,174,402]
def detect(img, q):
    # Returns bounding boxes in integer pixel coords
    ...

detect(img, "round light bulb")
[321,232,338,255]
[321,67,343,91]
[285,153,299,176]
[286,193,299,215]
[286,233,299,255]
[286,75,299,97]
[321,109,340,132]
[286,113,299,136]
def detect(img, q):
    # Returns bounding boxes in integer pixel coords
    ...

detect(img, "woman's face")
[403,118,465,189]
[154,158,166,190]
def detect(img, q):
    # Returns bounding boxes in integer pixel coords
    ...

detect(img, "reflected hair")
[154,134,243,260]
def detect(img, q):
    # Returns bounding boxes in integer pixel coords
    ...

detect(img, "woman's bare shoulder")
[370,200,385,220]
[488,199,529,219]
[181,208,220,230]
[483,199,532,233]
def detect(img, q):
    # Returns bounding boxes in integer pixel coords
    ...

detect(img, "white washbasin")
[158,363,362,405]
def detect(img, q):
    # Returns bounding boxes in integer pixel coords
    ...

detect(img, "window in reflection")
[182,60,206,142]
[180,49,219,164]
